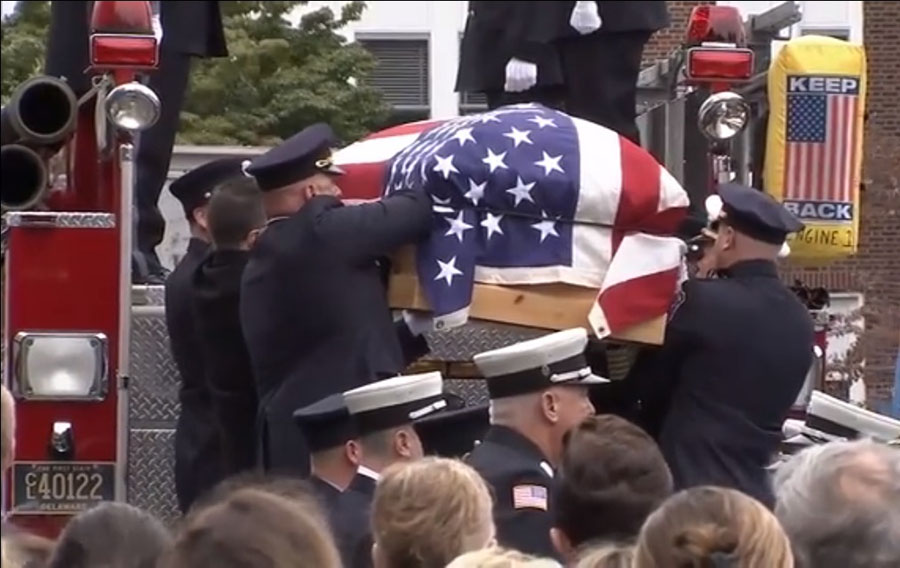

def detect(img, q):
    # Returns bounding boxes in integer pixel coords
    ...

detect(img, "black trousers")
[132,47,193,279]
[557,30,653,146]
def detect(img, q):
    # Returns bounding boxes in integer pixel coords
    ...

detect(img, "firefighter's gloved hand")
[402,310,434,335]
[504,58,538,93]
[570,1,602,35]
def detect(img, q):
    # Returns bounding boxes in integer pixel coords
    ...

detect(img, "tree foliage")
[1,1,388,146]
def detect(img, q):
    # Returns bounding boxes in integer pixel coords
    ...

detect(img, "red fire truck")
[1,1,828,535]
[1,0,162,536]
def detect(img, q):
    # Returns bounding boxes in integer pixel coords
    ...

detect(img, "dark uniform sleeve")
[627,279,708,437]
[492,471,558,560]
[311,190,433,264]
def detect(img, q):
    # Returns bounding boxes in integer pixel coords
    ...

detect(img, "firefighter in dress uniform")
[241,123,433,476]
[44,0,228,283]
[292,393,362,511]
[628,182,815,509]
[467,328,603,560]
[164,157,246,514]
[456,1,669,145]
[331,371,447,568]
[191,176,266,479]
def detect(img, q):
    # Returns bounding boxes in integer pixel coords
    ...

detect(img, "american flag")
[784,75,861,205]
[512,484,548,511]
[333,104,690,338]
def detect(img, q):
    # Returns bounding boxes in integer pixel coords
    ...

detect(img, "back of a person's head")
[634,486,793,568]
[371,457,495,568]
[1,383,15,474]
[446,546,562,568]
[554,415,673,548]
[47,502,171,568]
[773,439,900,568]
[162,487,341,568]
[208,176,266,250]
[574,544,634,568]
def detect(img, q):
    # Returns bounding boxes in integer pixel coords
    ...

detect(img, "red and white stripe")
[784,94,859,204]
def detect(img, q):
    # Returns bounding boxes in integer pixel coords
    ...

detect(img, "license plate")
[11,462,115,515]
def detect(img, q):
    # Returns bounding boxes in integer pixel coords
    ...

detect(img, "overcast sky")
[2,1,17,19]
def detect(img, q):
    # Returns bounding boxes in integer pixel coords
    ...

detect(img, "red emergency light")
[686,47,754,83]
[89,1,159,69]
[686,5,747,48]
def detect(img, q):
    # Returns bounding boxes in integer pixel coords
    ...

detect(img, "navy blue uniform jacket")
[632,259,815,507]
[239,191,432,474]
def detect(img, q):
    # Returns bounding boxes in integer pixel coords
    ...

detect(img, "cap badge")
[540,364,551,377]
[240,159,252,177]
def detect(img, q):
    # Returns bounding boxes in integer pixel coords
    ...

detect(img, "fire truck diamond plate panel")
[128,286,180,523]
[128,429,179,525]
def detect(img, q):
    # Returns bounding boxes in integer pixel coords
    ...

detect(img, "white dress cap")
[474,328,607,399]
[344,371,443,416]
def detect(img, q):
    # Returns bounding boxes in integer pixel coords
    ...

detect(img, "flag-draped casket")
[333,104,690,344]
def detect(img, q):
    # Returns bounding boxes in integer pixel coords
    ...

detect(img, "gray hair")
[772,439,900,568]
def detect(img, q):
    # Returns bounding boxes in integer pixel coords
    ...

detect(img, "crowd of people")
[3,380,899,568]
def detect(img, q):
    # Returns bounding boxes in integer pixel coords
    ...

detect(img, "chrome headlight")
[13,332,109,400]
[697,91,750,141]
[104,81,160,132]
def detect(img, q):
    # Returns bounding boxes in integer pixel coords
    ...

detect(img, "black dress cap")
[292,393,358,453]
[169,157,247,215]
[415,401,490,458]
[717,182,804,245]
[245,123,345,192]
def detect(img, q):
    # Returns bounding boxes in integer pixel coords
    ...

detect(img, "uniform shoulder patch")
[512,484,548,511]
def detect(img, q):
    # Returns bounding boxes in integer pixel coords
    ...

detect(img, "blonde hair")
[371,457,495,568]
[162,487,341,568]
[1,383,16,474]
[634,486,794,568]
[447,546,563,568]
[574,544,635,568]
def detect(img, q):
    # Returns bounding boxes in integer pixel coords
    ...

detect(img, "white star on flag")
[482,148,508,173]
[506,176,536,207]
[434,256,463,286]
[528,115,557,129]
[465,178,487,205]
[433,154,459,179]
[503,126,533,148]
[452,127,476,146]
[535,151,564,175]
[532,211,560,243]
[444,211,474,242]
[480,212,504,240]
[478,113,502,124]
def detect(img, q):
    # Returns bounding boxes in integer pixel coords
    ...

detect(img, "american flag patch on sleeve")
[512,485,548,511]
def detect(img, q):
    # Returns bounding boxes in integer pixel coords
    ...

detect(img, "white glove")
[570,1,602,35]
[402,310,434,335]
[504,58,538,93]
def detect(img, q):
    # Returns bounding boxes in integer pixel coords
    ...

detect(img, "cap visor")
[577,373,610,385]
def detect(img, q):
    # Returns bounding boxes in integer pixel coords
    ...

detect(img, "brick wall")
[781,1,900,405]
[643,1,716,64]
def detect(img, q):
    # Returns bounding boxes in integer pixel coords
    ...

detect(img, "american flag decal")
[512,484,548,511]
[784,75,860,216]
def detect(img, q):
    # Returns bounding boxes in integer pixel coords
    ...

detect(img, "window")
[356,34,430,127]
[799,27,850,41]
[459,90,488,115]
